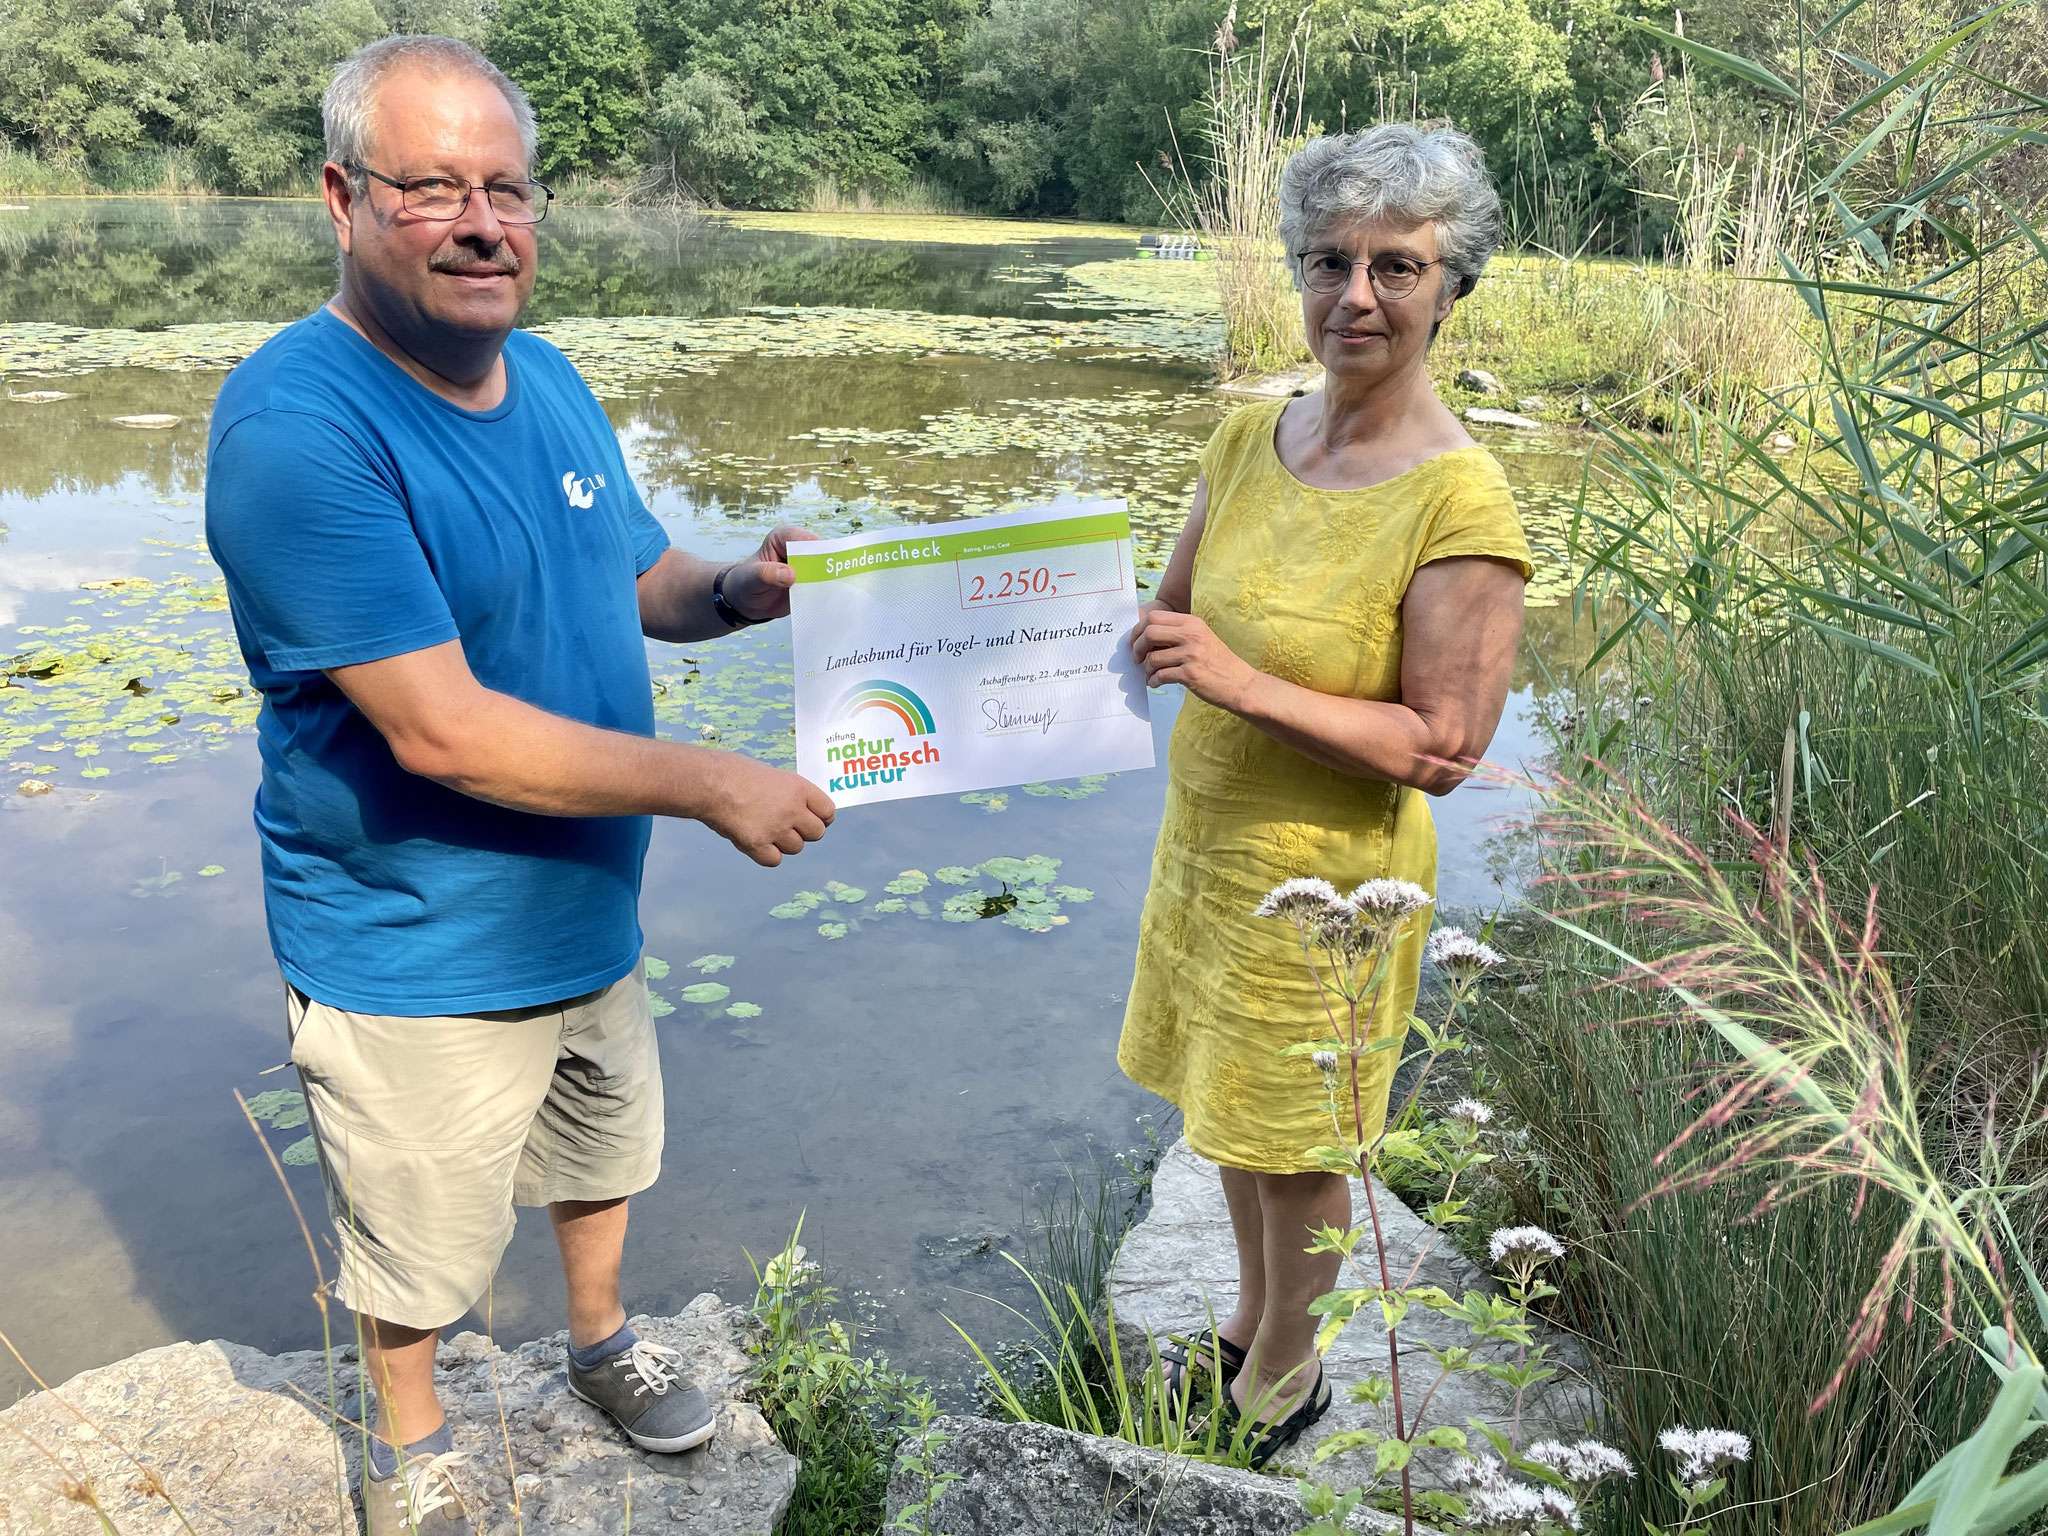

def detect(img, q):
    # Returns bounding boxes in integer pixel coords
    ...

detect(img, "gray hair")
[322,35,538,174]
[1278,124,1502,300]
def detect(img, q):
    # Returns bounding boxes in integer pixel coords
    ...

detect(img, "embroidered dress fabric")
[1117,399,1533,1173]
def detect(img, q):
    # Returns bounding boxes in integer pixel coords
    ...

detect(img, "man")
[204,35,835,1536]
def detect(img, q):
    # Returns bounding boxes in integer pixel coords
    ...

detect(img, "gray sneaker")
[363,1449,472,1536]
[567,1338,717,1453]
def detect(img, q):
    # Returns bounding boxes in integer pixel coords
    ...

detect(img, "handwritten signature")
[981,697,1061,734]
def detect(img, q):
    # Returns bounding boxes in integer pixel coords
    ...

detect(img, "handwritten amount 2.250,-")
[966,566,1075,603]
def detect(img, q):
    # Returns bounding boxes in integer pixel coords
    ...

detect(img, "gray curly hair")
[1278,124,1502,301]
[322,35,538,174]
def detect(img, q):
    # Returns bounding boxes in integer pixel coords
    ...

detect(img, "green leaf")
[681,982,731,1004]
[246,1089,308,1129]
[1374,1438,1413,1475]
[1632,22,1798,97]
[688,954,735,973]
[650,995,676,1017]
[644,956,672,979]
[934,866,978,884]
[884,869,930,895]
[198,864,225,877]
[816,922,848,940]
[281,1135,319,1166]
[726,1001,763,1018]
[1928,1364,2044,1535]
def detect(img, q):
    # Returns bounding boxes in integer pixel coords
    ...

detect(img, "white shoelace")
[383,1450,466,1523]
[611,1338,685,1398]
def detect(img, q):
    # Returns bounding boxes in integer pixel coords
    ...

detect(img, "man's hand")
[1134,609,1256,711]
[699,754,836,866]
[721,524,819,623]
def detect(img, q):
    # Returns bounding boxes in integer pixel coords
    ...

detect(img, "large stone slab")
[1109,1139,1595,1490]
[883,1414,1407,1536]
[0,1294,795,1535]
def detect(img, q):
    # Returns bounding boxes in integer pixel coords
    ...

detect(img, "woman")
[1120,123,1531,1461]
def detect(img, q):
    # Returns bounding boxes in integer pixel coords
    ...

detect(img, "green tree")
[642,66,761,204]
[640,0,931,206]
[489,0,648,176]
[0,0,188,162]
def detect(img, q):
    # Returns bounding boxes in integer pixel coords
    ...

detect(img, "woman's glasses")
[1296,249,1442,299]
[352,166,555,225]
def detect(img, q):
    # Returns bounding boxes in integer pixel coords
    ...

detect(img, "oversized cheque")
[788,502,1155,808]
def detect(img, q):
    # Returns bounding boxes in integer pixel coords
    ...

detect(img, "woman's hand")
[1134,609,1257,711]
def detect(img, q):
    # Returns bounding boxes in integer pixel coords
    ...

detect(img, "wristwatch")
[711,564,760,629]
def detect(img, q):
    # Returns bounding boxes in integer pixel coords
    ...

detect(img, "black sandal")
[1159,1328,1248,1401]
[1225,1362,1332,1470]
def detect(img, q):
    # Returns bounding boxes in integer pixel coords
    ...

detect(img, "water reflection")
[0,200,1134,330]
[0,202,1572,1405]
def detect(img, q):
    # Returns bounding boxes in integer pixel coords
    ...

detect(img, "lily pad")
[688,954,736,973]
[198,864,225,876]
[680,982,731,1004]
[770,890,828,918]
[935,866,978,885]
[650,994,676,1017]
[246,1089,308,1129]
[817,921,848,940]
[961,791,1009,813]
[644,956,672,979]
[884,870,930,895]
[871,897,908,914]
[1053,884,1095,902]
[281,1136,320,1166]
[726,1001,762,1019]
[823,880,867,903]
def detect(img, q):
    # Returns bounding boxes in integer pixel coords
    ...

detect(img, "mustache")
[429,245,522,277]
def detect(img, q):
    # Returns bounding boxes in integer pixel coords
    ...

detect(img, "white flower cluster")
[1426,926,1507,985]
[1456,1455,1581,1534]
[1525,1438,1634,1487]
[1448,1097,1496,1126]
[1658,1426,1751,1487]
[1312,1049,1340,1074]
[1488,1225,1567,1266]
[1255,876,1434,956]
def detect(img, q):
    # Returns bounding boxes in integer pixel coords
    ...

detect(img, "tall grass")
[1489,3,2048,1531]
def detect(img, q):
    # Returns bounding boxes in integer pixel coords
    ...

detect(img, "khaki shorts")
[285,972,665,1330]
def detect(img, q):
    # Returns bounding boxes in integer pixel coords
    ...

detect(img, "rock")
[1463,407,1543,431]
[1455,367,1503,395]
[1215,363,1323,400]
[883,1415,1411,1536]
[1515,395,1548,413]
[110,414,181,429]
[1109,1139,1594,1491]
[0,1295,796,1536]
[0,1340,350,1535]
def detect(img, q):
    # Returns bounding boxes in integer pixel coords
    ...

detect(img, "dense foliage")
[0,0,1841,247]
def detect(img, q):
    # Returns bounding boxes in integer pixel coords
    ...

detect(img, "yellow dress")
[1118,399,1533,1174]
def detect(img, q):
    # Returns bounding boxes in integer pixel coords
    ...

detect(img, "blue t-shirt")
[205,307,670,1015]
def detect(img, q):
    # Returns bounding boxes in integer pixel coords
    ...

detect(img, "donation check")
[788,501,1155,808]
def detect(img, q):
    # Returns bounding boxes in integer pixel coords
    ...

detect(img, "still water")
[0,199,1574,1403]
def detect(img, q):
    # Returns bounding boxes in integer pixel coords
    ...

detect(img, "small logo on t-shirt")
[562,470,607,509]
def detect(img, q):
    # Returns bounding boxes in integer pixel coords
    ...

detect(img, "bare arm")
[326,640,834,865]
[637,523,815,641]
[1133,555,1526,795]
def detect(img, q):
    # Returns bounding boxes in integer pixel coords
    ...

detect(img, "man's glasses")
[351,166,554,225]
[1296,249,1443,299]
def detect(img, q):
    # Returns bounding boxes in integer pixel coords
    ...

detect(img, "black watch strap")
[711,564,759,629]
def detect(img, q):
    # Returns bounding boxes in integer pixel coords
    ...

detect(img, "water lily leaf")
[960,791,1009,813]
[281,1136,319,1166]
[824,881,867,903]
[770,890,827,918]
[680,982,731,1004]
[817,921,848,940]
[871,897,908,913]
[979,856,1034,885]
[245,1089,307,1129]
[644,956,672,979]
[884,870,929,895]
[726,1001,762,1018]
[198,864,225,876]
[1052,885,1095,902]
[940,891,990,922]
[688,954,735,973]
[650,995,676,1017]
[935,866,978,885]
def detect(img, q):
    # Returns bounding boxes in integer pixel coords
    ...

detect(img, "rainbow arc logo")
[833,680,936,737]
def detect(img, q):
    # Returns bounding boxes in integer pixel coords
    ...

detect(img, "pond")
[0,198,1584,1404]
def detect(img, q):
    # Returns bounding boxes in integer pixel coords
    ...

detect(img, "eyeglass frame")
[1293,247,1447,300]
[346,164,555,225]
